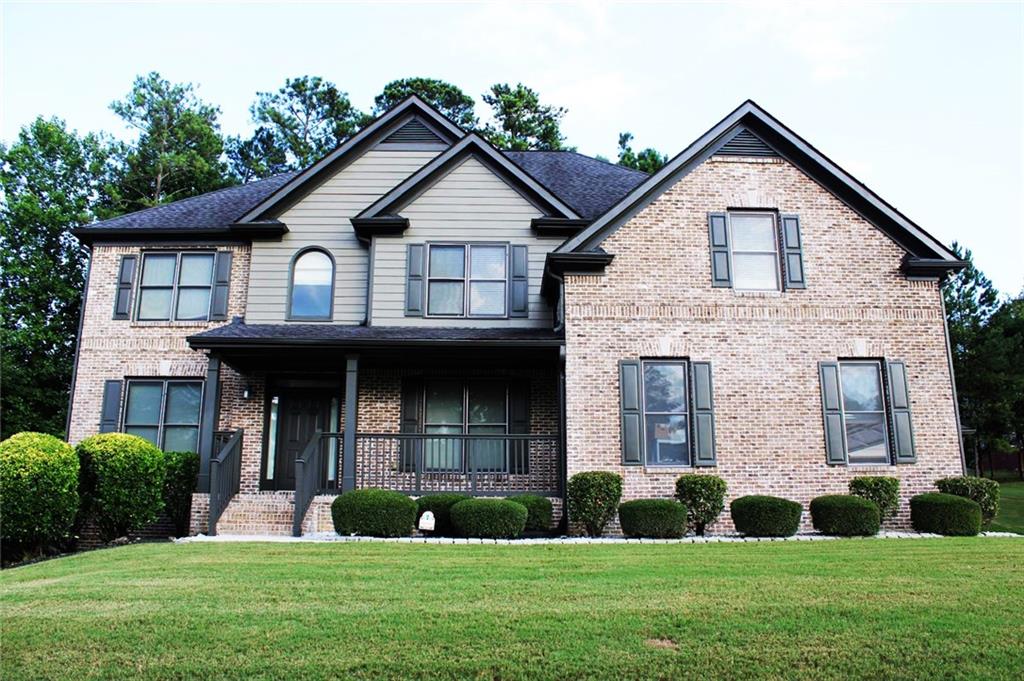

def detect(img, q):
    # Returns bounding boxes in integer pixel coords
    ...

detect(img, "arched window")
[288,249,334,320]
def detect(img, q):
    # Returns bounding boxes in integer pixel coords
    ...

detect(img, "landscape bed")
[2,539,1023,680]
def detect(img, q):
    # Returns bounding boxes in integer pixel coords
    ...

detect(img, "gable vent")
[381,118,446,145]
[716,129,779,157]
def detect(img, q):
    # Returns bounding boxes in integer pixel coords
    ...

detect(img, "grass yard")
[990,481,1024,534]
[2,539,1023,680]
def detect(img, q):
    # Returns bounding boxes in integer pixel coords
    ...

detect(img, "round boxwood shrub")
[675,474,727,536]
[450,498,527,539]
[507,494,554,532]
[935,476,1000,527]
[618,499,687,539]
[76,433,165,542]
[730,495,802,537]
[849,476,900,521]
[810,494,881,536]
[416,493,470,535]
[332,488,417,537]
[162,451,200,537]
[910,492,982,536]
[0,432,79,554]
[566,471,623,537]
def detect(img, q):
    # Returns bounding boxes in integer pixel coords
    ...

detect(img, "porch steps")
[215,493,297,536]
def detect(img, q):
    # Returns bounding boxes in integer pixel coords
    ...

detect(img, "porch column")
[196,356,221,493]
[342,354,359,492]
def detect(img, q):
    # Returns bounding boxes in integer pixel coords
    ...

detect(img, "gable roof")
[557,100,961,266]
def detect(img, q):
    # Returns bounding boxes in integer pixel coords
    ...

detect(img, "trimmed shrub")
[162,451,200,537]
[849,476,900,521]
[935,476,1000,527]
[76,433,165,542]
[618,499,687,539]
[332,489,417,537]
[0,432,79,554]
[810,494,881,536]
[910,493,982,536]
[416,493,470,535]
[450,498,527,539]
[507,494,554,532]
[675,474,727,535]
[730,495,802,537]
[567,471,623,537]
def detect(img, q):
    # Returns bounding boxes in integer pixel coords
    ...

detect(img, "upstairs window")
[288,249,334,320]
[426,244,508,317]
[137,252,215,321]
[729,212,780,290]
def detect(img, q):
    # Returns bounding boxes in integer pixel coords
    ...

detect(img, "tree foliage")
[374,77,477,129]
[616,132,667,174]
[481,83,569,151]
[225,127,289,183]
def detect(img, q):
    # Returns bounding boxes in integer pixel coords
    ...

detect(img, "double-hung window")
[641,361,690,466]
[123,379,204,452]
[426,244,508,317]
[729,212,780,290]
[137,252,216,321]
[423,380,508,472]
[837,361,890,464]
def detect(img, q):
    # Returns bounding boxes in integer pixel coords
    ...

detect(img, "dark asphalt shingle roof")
[188,322,564,346]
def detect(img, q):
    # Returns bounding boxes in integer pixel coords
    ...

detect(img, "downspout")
[939,288,966,475]
[64,246,92,440]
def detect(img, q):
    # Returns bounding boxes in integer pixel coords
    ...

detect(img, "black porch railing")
[208,429,243,536]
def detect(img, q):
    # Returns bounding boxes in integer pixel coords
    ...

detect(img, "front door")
[274,391,330,491]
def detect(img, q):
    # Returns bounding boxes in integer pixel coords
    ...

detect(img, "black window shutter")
[508,380,530,474]
[405,245,425,317]
[708,213,731,287]
[819,362,847,464]
[886,360,916,463]
[399,379,423,472]
[690,362,717,467]
[509,245,529,318]
[619,360,643,465]
[99,380,123,433]
[210,251,233,320]
[780,215,806,289]
[113,255,137,319]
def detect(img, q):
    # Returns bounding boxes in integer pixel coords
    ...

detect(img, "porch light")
[242,384,253,400]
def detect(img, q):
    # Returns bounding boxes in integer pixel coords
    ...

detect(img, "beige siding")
[370,157,561,327]
[245,149,440,323]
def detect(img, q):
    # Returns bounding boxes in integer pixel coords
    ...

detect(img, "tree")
[106,72,231,213]
[0,118,113,438]
[249,76,371,169]
[226,127,289,183]
[373,77,477,128]
[481,83,569,151]
[616,132,667,174]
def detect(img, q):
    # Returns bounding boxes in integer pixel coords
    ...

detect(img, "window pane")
[138,289,172,320]
[469,281,506,316]
[178,254,214,286]
[175,289,211,320]
[425,383,463,424]
[731,214,777,251]
[125,383,162,424]
[165,383,202,424]
[470,246,506,279]
[266,396,279,480]
[141,254,177,286]
[163,426,199,453]
[125,426,159,446]
[845,413,889,463]
[293,251,333,285]
[645,415,689,465]
[429,246,465,277]
[291,284,331,318]
[841,363,884,412]
[643,363,687,413]
[428,281,464,315]
[469,383,506,424]
[732,253,779,290]
[424,425,462,471]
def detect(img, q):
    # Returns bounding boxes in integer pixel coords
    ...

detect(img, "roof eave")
[901,255,968,279]
[541,250,615,300]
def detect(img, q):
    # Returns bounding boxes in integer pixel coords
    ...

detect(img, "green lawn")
[2,539,1023,680]
[990,481,1024,534]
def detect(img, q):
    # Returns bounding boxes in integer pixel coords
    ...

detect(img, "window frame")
[726,211,782,292]
[640,359,693,468]
[286,247,336,321]
[121,378,205,452]
[135,250,217,322]
[837,359,893,466]
[425,242,510,319]
[422,379,510,473]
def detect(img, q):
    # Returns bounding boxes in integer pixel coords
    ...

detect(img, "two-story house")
[68,97,966,536]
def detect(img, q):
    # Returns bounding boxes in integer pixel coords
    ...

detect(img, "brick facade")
[563,155,963,532]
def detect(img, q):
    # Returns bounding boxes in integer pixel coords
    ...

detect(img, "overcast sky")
[2,1,1021,293]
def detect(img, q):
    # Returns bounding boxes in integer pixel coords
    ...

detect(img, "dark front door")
[274,391,330,491]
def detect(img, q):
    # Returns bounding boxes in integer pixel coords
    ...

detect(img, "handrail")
[292,430,324,537]
[208,428,243,536]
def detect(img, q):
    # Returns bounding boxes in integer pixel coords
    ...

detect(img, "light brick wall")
[563,155,963,532]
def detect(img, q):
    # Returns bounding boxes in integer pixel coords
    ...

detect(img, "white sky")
[2,0,1022,292]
